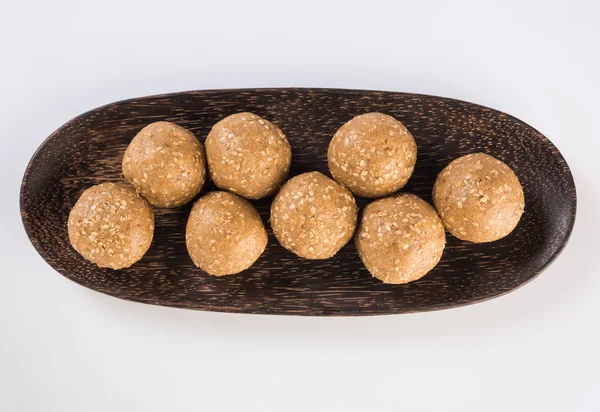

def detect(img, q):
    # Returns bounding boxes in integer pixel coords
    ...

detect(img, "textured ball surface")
[271,172,358,259]
[205,112,291,199]
[123,121,206,208]
[356,194,445,284]
[186,191,268,276]
[433,153,524,243]
[328,112,417,198]
[68,182,154,269]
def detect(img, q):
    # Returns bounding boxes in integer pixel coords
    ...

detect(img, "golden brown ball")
[433,153,525,243]
[68,182,154,269]
[271,171,358,259]
[328,112,417,198]
[355,194,445,284]
[205,112,292,199]
[123,121,206,208]
[186,191,268,276]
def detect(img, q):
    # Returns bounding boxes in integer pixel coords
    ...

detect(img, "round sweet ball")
[328,112,417,198]
[205,112,292,200]
[355,194,445,284]
[186,191,268,276]
[271,171,358,259]
[68,182,154,270]
[122,121,206,208]
[432,153,525,243]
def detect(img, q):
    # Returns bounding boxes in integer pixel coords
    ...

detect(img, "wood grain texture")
[20,88,577,316]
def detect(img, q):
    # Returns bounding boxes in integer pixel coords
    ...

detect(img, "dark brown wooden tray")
[20,88,576,316]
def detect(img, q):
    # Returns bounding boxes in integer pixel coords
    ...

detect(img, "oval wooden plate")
[20,88,576,316]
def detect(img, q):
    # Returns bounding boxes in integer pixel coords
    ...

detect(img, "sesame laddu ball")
[205,112,292,200]
[433,153,524,243]
[186,191,268,276]
[68,182,154,270]
[328,112,417,198]
[122,121,206,208]
[271,171,358,259]
[355,194,445,284]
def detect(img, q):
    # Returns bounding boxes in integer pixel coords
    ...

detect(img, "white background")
[1,1,599,411]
